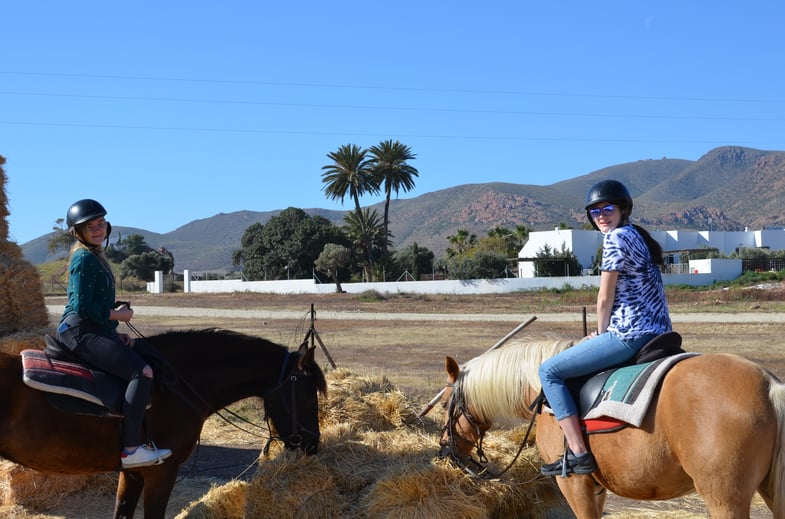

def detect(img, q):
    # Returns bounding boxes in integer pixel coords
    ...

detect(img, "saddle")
[564,332,689,433]
[20,335,169,417]
[574,331,685,414]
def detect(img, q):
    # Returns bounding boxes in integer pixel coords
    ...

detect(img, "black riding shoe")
[540,449,597,477]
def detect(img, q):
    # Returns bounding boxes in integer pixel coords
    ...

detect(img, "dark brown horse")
[438,338,785,519]
[0,328,327,519]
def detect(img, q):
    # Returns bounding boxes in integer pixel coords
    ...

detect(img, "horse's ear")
[445,356,460,383]
[297,341,315,370]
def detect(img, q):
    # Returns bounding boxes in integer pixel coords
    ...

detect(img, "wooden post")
[305,304,337,369]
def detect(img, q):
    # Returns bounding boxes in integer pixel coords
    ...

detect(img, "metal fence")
[742,258,785,273]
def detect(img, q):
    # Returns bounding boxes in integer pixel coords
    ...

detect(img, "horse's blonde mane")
[460,338,574,426]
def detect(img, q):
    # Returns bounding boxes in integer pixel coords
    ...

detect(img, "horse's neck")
[165,338,287,411]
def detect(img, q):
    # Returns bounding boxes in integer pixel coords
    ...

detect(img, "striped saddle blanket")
[21,337,127,416]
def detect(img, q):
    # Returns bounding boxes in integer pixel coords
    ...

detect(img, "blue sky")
[2,1,783,244]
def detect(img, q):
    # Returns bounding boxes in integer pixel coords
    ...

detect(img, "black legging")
[57,316,151,446]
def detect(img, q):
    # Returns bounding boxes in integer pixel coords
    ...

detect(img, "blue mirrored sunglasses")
[588,204,617,219]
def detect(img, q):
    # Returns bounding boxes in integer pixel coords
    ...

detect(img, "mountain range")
[21,145,785,273]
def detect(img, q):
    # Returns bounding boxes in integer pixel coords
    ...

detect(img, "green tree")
[232,208,347,281]
[321,144,379,280]
[120,251,174,282]
[390,242,434,281]
[232,222,266,279]
[47,218,73,256]
[478,226,517,257]
[342,208,387,280]
[315,243,351,293]
[367,140,418,255]
[534,243,582,277]
[445,229,477,259]
[104,232,128,263]
[449,251,508,280]
[511,224,531,254]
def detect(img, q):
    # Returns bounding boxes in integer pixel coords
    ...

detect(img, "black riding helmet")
[66,199,112,246]
[585,180,633,231]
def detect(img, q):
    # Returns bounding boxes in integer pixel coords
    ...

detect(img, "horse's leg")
[114,470,144,519]
[553,475,604,519]
[537,414,604,518]
[141,463,181,519]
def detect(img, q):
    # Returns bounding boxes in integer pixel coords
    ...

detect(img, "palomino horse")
[0,328,327,519]
[438,338,785,518]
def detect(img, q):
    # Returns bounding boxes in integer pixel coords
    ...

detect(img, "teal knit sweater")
[60,247,118,336]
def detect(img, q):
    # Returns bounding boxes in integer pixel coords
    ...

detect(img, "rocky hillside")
[21,146,785,272]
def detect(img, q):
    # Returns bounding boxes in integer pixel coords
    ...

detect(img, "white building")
[518,227,785,278]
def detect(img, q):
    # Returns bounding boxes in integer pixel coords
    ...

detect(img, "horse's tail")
[767,380,785,517]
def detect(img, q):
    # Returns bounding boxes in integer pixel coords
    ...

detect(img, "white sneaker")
[121,445,172,469]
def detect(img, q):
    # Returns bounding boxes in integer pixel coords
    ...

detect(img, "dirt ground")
[4,289,783,518]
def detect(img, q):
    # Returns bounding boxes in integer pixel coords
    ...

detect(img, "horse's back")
[660,353,776,428]
[660,352,776,438]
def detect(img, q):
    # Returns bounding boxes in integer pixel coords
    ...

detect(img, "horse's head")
[438,355,491,465]
[263,342,327,454]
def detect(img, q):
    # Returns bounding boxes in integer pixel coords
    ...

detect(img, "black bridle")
[262,351,321,455]
[439,379,542,480]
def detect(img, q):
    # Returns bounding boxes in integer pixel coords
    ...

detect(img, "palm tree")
[445,228,477,258]
[484,226,516,256]
[342,208,388,281]
[322,144,380,280]
[367,140,418,255]
[512,224,531,255]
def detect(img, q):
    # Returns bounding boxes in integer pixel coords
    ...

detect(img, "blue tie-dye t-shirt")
[601,224,671,341]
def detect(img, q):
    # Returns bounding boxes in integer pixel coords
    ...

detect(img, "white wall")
[756,229,785,250]
[179,270,733,296]
[688,259,742,277]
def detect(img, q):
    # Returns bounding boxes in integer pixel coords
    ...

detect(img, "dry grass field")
[3,287,783,518]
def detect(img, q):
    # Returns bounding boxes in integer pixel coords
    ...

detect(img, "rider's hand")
[118,333,135,347]
[111,305,134,322]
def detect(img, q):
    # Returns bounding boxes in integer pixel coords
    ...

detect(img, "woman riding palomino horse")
[439,338,785,518]
[538,180,671,477]
[57,199,171,468]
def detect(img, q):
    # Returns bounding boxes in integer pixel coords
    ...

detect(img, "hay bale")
[184,369,567,519]
[0,329,46,356]
[316,426,438,495]
[361,465,487,519]
[0,245,49,336]
[0,155,49,335]
[174,480,248,519]
[321,368,418,430]
[0,155,8,240]
[0,460,115,511]
[245,450,346,518]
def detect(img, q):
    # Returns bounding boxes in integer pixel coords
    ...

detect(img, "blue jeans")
[57,315,151,446]
[538,332,656,420]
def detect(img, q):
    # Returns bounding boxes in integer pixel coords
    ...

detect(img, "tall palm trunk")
[353,194,375,281]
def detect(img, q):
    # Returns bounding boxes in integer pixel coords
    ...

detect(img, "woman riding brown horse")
[0,329,327,519]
